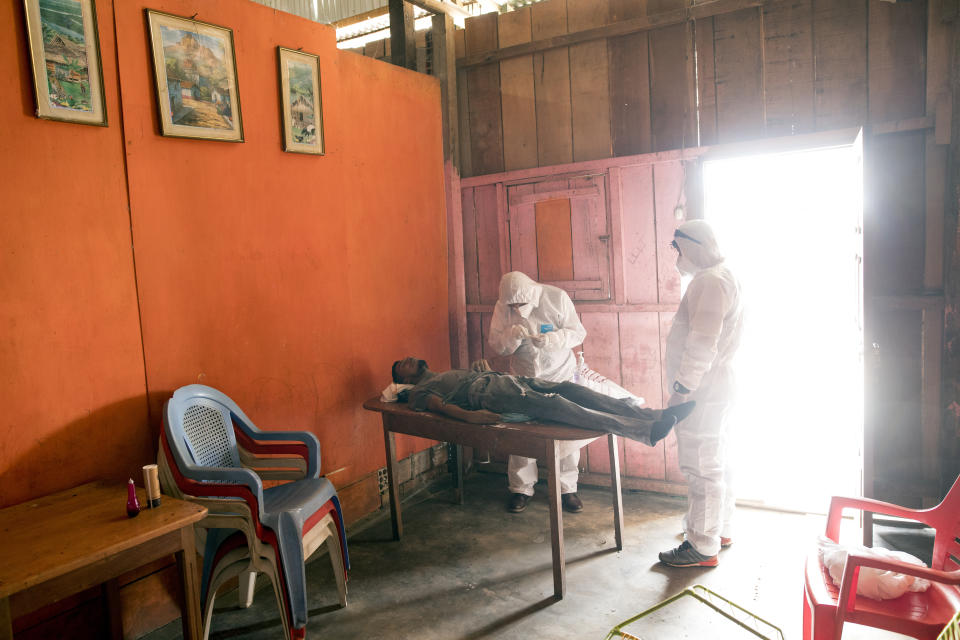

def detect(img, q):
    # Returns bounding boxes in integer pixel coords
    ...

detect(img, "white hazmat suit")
[488,272,587,496]
[665,220,744,559]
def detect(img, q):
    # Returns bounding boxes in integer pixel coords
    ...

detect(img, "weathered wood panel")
[609,31,652,156]
[535,198,575,281]
[649,23,695,152]
[467,313,483,364]
[532,0,573,167]
[499,8,538,171]
[465,13,504,175]
[713,7,765,143]
[694,18,718,145]
[474,184,503,304]
[762,0,814,137]
[813,0,867,130]
[617,165,658,304]
[580,311,622,383]
[867,0,927,124]
[508,183,539,277]
[569,0,612,162]
[479,311,512,372]
[619,311,666,479]
[654,162,684,305]
[462,187,480,305]
[864,132,926,295]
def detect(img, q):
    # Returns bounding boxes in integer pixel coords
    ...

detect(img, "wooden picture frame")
[22,0,107,126]
[277,47,324,155]
[146,10,243,142]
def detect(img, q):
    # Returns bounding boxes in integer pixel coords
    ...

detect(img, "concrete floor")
[145,471,914,640]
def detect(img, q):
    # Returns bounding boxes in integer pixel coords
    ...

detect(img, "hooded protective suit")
[488,272,587,496]
[665,220,744,558]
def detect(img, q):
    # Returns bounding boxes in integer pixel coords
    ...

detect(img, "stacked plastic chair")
[803,474,960,639]
[158,384,349,640]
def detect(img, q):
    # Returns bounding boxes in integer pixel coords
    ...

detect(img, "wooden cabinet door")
[506,174,612,301]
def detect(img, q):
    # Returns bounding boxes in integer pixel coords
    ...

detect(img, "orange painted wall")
[0,1,150,507]
[2,0,449,512]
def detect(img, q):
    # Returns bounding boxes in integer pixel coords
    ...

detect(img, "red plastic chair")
[803,474,960,639]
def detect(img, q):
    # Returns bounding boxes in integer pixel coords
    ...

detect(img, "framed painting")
[277,47,324,155]
[146,10,243,142]
[22,0,107,126]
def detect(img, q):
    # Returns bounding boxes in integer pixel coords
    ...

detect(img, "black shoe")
[508,493,529,513]
[664,400,696,424]
[650,414,677,445]
[561,493,583,513]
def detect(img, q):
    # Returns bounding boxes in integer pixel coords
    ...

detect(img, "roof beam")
[405,0,472,21]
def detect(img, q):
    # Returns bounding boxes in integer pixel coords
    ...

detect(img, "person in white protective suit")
[659,220,744,568]
[488,271,588,514]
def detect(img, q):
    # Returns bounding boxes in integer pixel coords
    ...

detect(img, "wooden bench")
[0,481,207,639]
[363,397,624,599]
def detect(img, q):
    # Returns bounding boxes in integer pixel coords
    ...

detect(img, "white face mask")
[676,254,698,276]
[514,303,534,318]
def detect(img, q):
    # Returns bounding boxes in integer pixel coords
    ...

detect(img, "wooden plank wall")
[451,0,950,499]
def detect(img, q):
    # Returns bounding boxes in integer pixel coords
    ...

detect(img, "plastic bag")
[817,535,930,600]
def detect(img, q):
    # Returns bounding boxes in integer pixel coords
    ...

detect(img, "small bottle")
[126,478,141,518]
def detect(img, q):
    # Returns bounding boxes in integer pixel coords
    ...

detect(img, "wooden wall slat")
[813,0,867,130]
[659,311,683,482]
[499,8,538,171]
[618,165,658,304]
[609,0,648,21]
[586,433,625,475]
[654,162,684,305]
[864,132,926,295]
[465,13,504,176]
[474,185,503,304]
[694,18,718,146]
[467,313,483,364]
[649,23,695,152]
[619,311,666,480]
[569,0,612,162]
[610,32,653,156]
[532,0,574,166]
[762,0,814,137]
[479,311,512,373]
[508,184,539,277]
[461,187,480,305]
[713,7,765,143]
[570,180,604,285]
[867,0,927,123]
[580,311,622,383]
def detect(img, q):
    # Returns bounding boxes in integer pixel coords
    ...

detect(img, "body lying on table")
[390,357,695,446]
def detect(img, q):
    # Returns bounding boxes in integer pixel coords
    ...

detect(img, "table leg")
[455,444,464,505]
[177,526,203,640]
[103,578,123,640]
[547,441,565,599]
[0,597,11,640]
[608,434,624,550]
[383,424,403,540]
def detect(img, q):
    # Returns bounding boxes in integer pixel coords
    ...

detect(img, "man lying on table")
[391,356,696,446]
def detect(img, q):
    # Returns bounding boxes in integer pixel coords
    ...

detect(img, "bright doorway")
[701,138,864,513]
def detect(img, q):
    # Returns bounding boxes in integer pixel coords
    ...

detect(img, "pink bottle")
[126,478,141,518]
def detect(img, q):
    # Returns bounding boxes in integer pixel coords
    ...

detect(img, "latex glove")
[509,324,532,341]
[530,333,547,348]
[668,392,691,408]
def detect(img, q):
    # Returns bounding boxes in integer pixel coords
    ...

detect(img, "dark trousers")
[473,376,661,445]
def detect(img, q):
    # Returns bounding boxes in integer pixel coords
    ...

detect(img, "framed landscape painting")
[146,10,243,142]
[277,47,324,155]
[22,0,107,125]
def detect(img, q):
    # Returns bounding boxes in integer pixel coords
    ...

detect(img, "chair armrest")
[834,551,960,635]
[825,495,930,542]
[233,425,321,478]
[176,464,265,512]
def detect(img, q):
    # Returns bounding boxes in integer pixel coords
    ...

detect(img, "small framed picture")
[146,10,243,142]
[277,47,324,155]
[22,0,107,126]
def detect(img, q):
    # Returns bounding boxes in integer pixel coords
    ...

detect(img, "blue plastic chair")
[160,384,349,640]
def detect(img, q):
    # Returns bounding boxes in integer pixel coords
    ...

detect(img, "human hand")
[668,392,689,408]
[510,324,531,341]
[465,409,502,424]
[530,334,547,348]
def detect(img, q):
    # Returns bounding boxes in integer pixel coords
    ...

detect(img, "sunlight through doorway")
[702,139,863,513]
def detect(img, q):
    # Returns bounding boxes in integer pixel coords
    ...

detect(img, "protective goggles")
[671,229,702,251]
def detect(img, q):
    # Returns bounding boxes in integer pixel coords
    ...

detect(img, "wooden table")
[0,481,207,640]
[363,397,624,599]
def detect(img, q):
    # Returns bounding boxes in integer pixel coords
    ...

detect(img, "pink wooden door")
[505,174,612,301]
